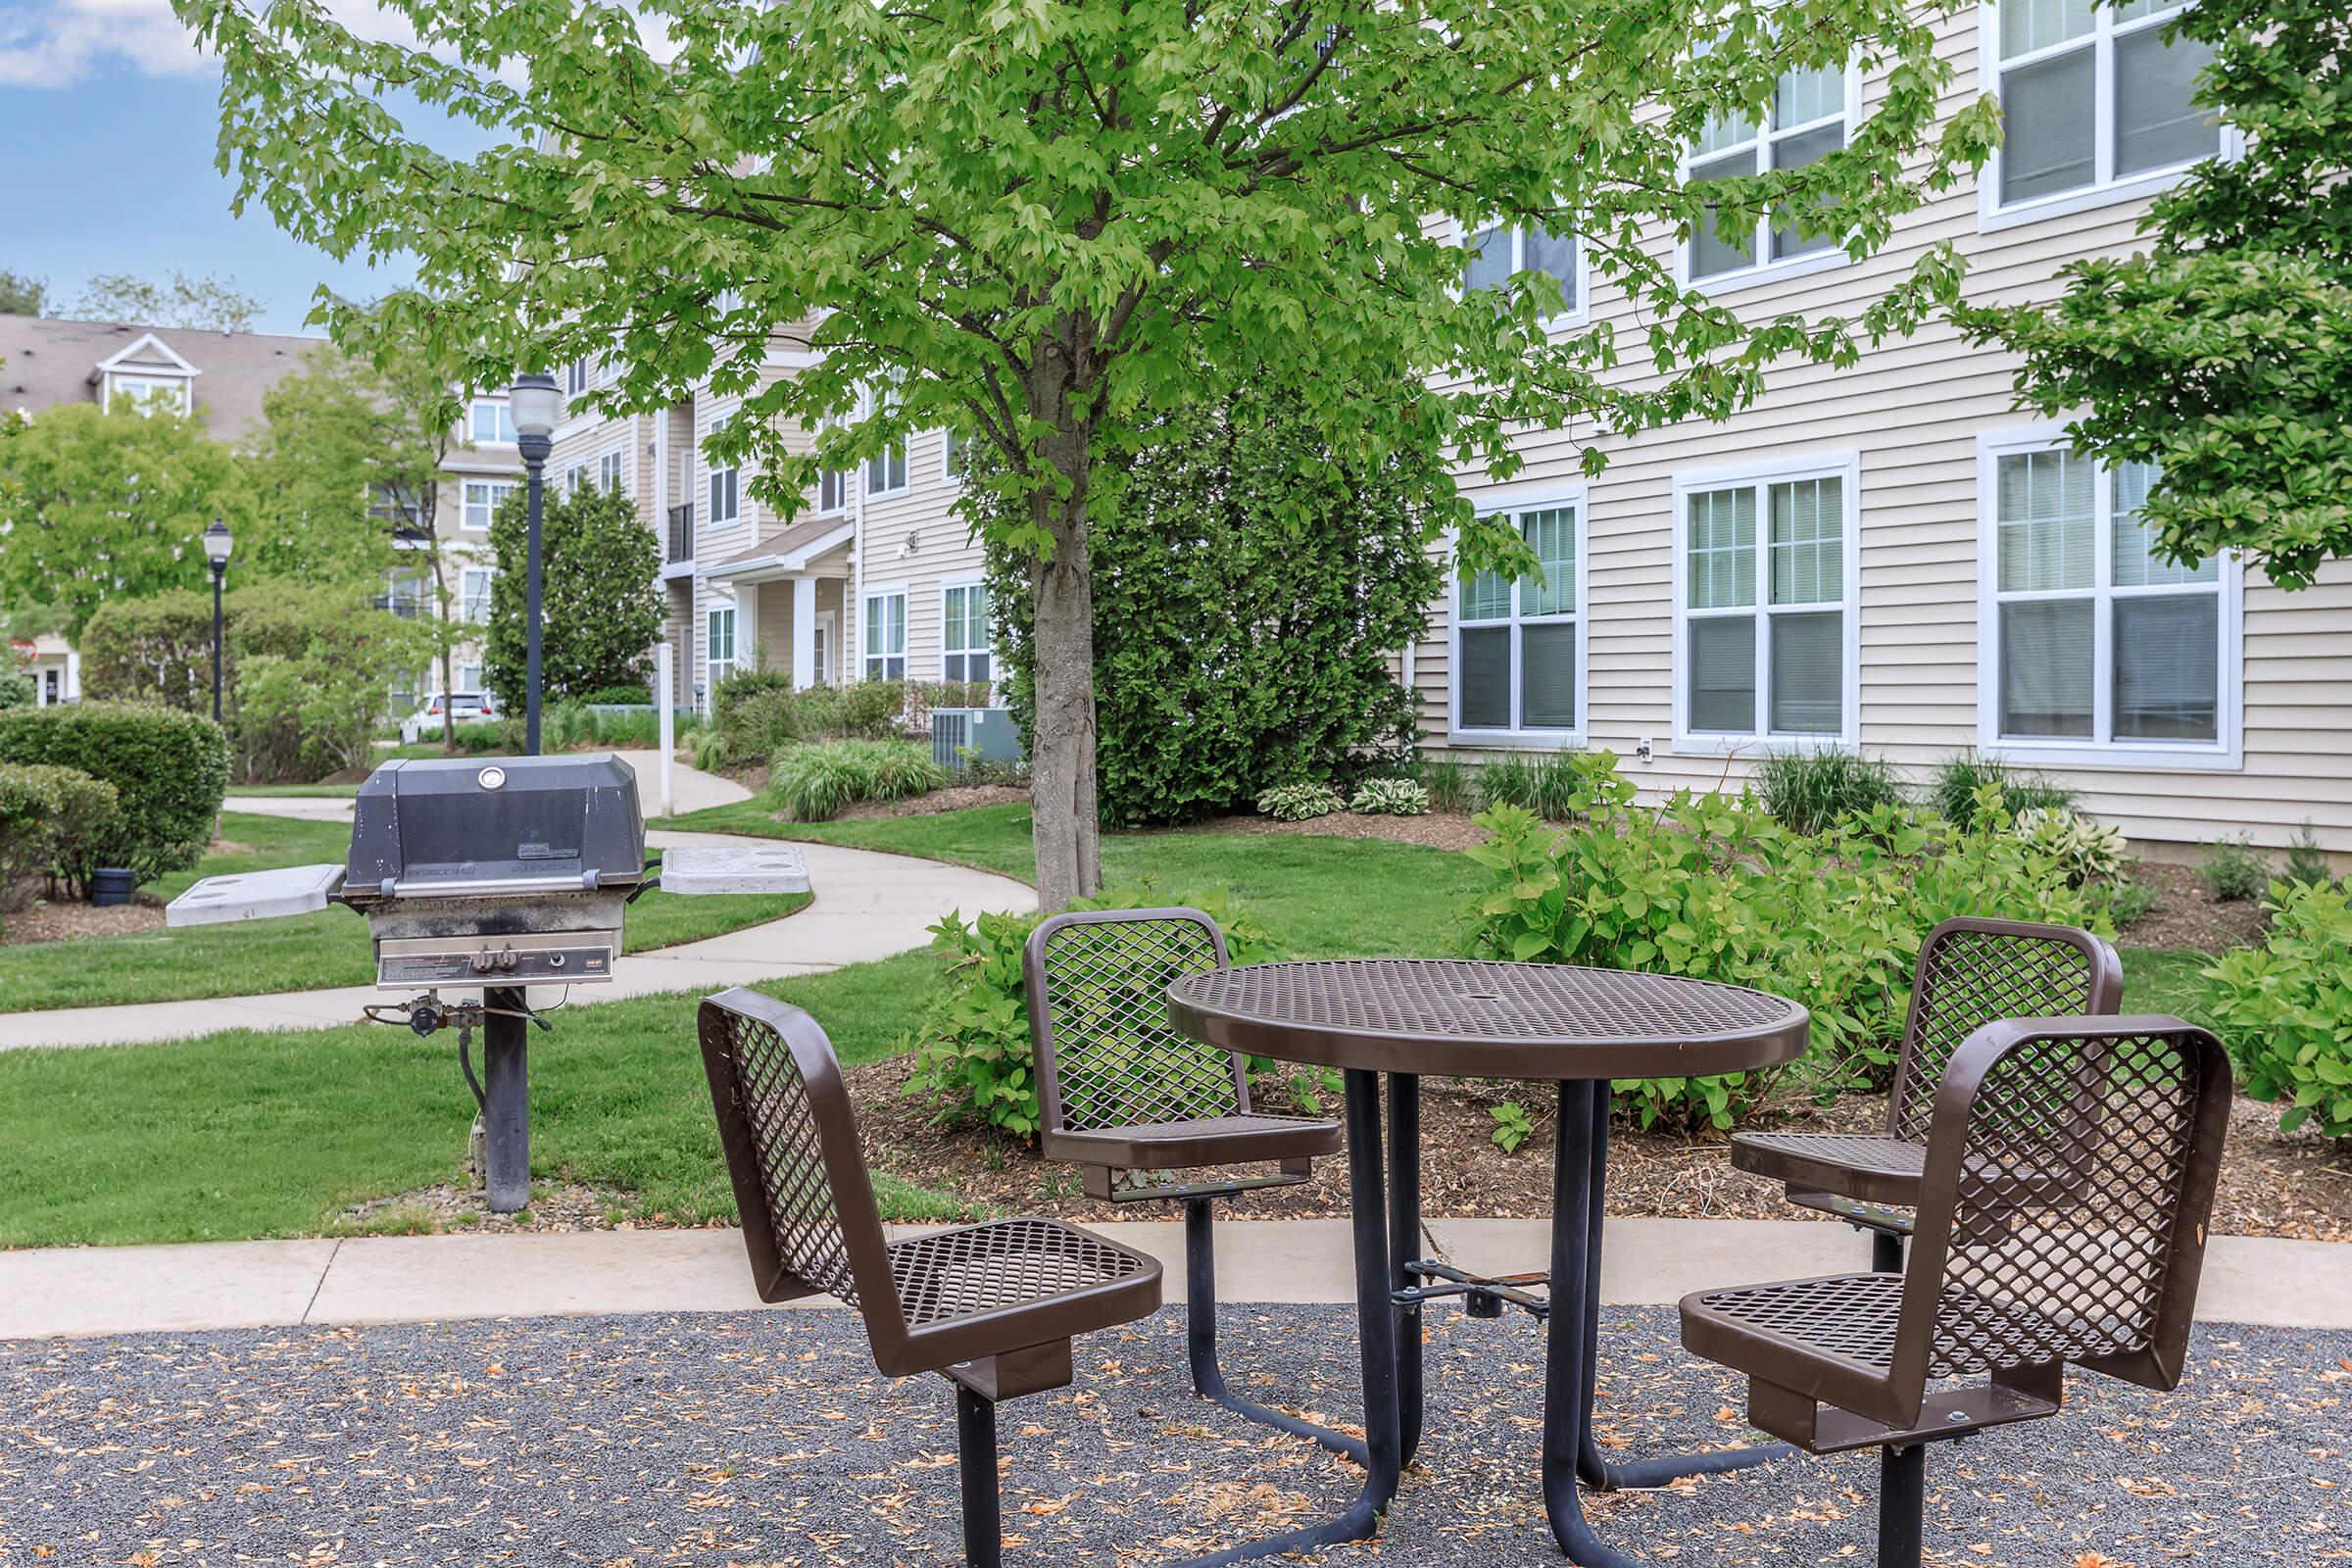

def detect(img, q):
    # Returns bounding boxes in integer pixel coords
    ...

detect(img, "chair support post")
[956,1384,1003,1568]
[1872,1230,1904,1274]
[1182,1195,1369,1463]
[1879,1443,1925,1568]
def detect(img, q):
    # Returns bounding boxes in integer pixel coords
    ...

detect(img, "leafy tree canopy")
[0,404,253,639]
[1960,0,2350,590]
[180,0,1998,903]
[483,484,664,710]
[0,270,46,318]
[69,270,266,334]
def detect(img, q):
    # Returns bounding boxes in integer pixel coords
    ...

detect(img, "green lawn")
[0,802,2231,1248]
[222,783,363,797]
[0,812,808,1013]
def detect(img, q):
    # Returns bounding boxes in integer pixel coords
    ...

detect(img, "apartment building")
[563,0,2347,859]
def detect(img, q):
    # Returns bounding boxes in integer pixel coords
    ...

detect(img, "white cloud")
[0,0,673,89]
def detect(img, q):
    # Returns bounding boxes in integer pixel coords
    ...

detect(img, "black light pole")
[509,372,562,757]
[201,517,233,721]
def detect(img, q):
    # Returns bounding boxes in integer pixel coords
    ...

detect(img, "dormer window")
[93,332,202,418]
[105,374,191,415]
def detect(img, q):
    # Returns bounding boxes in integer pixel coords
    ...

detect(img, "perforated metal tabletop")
[1167,959,1810,1081]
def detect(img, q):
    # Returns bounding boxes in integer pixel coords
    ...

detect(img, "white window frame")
[1449,217,1589,330]
[461,479,514,532]
[105,372,191,416]
[599,445,629,496]
[861,586,908,682]
[564,462,591,494]
[1974,423,2242,769]
[460,565,495,626]
[1677,58,1863,295]
[565,358,591,397]
[469,399,515,446]
[1446,484,1589,750]
[1671,450,1863,755]
[458,662,483,693]
[706,605,739,697]
[940,427,966,487]
[1979,0,2231,232]
[940,579,994,689]
[707,462,741,527]
[862,384,910,499]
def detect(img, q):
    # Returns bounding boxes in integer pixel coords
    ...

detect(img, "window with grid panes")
[1454,504,1580,736]
[470,400,515,444]
[1681,469,1850,739]
[862,592,906,680]
[708,464,739,525]
[1988,445,2223,746]
[1991,0,2220,210]
[463,480,513,530]
[600,449,627,493]
[942,585,993,685]
[461,567,494,625]
[1688,60,1850,281]
[1459,220,1579,319]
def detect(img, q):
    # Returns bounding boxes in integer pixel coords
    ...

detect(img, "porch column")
[792,576,818,690]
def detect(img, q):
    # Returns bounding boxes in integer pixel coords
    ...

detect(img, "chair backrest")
[1890,1015,2230,1405]
[1886,918,2123,1143]
[698,987,909,1358]
[1023,907,1250,1137]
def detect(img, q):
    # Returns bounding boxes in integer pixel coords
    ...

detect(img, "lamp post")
[508,372,562,756]
[201,517,233,722]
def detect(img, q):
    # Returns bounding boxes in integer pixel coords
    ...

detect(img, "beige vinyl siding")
[853,429,985,684]
[1419,9,2352,856]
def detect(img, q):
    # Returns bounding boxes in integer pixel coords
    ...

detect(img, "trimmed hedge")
[0,702,228,885]
[0,760,119,918]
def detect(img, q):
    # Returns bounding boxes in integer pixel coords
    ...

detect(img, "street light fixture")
[201,517,233,723]
[509,371,561,756]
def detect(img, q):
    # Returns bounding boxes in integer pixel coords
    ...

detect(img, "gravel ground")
[3,1306,2345,1567]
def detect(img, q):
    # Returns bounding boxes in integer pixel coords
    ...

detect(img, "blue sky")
[0,7,493,335]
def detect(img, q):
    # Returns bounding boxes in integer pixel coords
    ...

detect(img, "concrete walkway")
[4,1217,2348,1340]
[0,830,1033,1050]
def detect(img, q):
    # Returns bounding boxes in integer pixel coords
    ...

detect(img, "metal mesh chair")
[1023,907,1352,1456]
[1730,916,2123,1268]
[1683,1015,2229,1567]
[698,987,1161,1568]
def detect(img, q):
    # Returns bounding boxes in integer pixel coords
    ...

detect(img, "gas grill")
[170,753,808,1211]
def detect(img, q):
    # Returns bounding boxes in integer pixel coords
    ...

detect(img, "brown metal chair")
[1683,1015,2229,1567]
[1731,916,2124,1269]
[698,987,1162,1568]
[1022,906,1353,1457]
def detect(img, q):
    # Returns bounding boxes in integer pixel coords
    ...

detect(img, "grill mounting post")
[481,985,531,1212]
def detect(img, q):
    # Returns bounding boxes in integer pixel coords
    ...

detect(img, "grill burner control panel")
[376,932,620,987]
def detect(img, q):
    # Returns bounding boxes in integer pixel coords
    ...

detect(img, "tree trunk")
[1025,322,1103,911]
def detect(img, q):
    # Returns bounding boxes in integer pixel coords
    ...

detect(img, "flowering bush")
[1350,777,1430,816]
[1257,781,1346,821]
[2012,806,2129,888]
[1463,752,2112,1131]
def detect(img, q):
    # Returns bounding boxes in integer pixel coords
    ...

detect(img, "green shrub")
[1256,781,1346,821]
[1350,777,1430,816]
[981,392,1442,826]
[0,761,118,924]
[484,484,664,708]
[1463,755,2108,1132]
[718,676,910,761]
[2108,879,2157,927]
[0,664,33,711]
[0,702,227,886]
[579,684,655,706]
[1752,750,1906,834]
[2013,806,2129,888]
[769,738,946,822]
[689,727,732,773]
[2199,834,2267,902]
[1421,758,1476,813]
[1930,754,2075,829]
[904,890,1282,1137]
[1490,1101,1536,1153]
[2204,879,2352,1140]
[1479,754,1537,811]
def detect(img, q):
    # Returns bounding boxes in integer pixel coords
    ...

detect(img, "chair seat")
[889,1217,1161,1351]
[1730,1130,1927,1207]
[1683,1270,2095,1388]
[1044,1112,1343,1171]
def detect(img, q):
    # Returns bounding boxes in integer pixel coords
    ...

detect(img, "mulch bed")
[2119,858,2270,952]
[836,783,1030,820]
[0,893,165,948]
[847,1056,2352,1243]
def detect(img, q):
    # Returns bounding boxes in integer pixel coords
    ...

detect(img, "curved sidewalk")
[0,830,1034,1051]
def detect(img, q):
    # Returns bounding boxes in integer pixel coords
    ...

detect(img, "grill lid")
[345,754,648,901]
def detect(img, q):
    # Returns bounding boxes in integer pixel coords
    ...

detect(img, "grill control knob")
[497,948,517,971]
[470,951,494,974]
[549,953,567,970]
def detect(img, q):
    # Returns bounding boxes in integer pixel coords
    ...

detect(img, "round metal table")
[1165,959,1811,1568]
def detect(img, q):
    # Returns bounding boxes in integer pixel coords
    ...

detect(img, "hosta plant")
[1351,778,1431,816]
[1257,782,1346,822]
[2013,806,2129,888]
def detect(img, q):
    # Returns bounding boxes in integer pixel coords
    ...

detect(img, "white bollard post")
[656,640,677,819]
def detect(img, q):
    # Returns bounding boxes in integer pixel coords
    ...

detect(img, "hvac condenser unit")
[931,707,1024,773]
